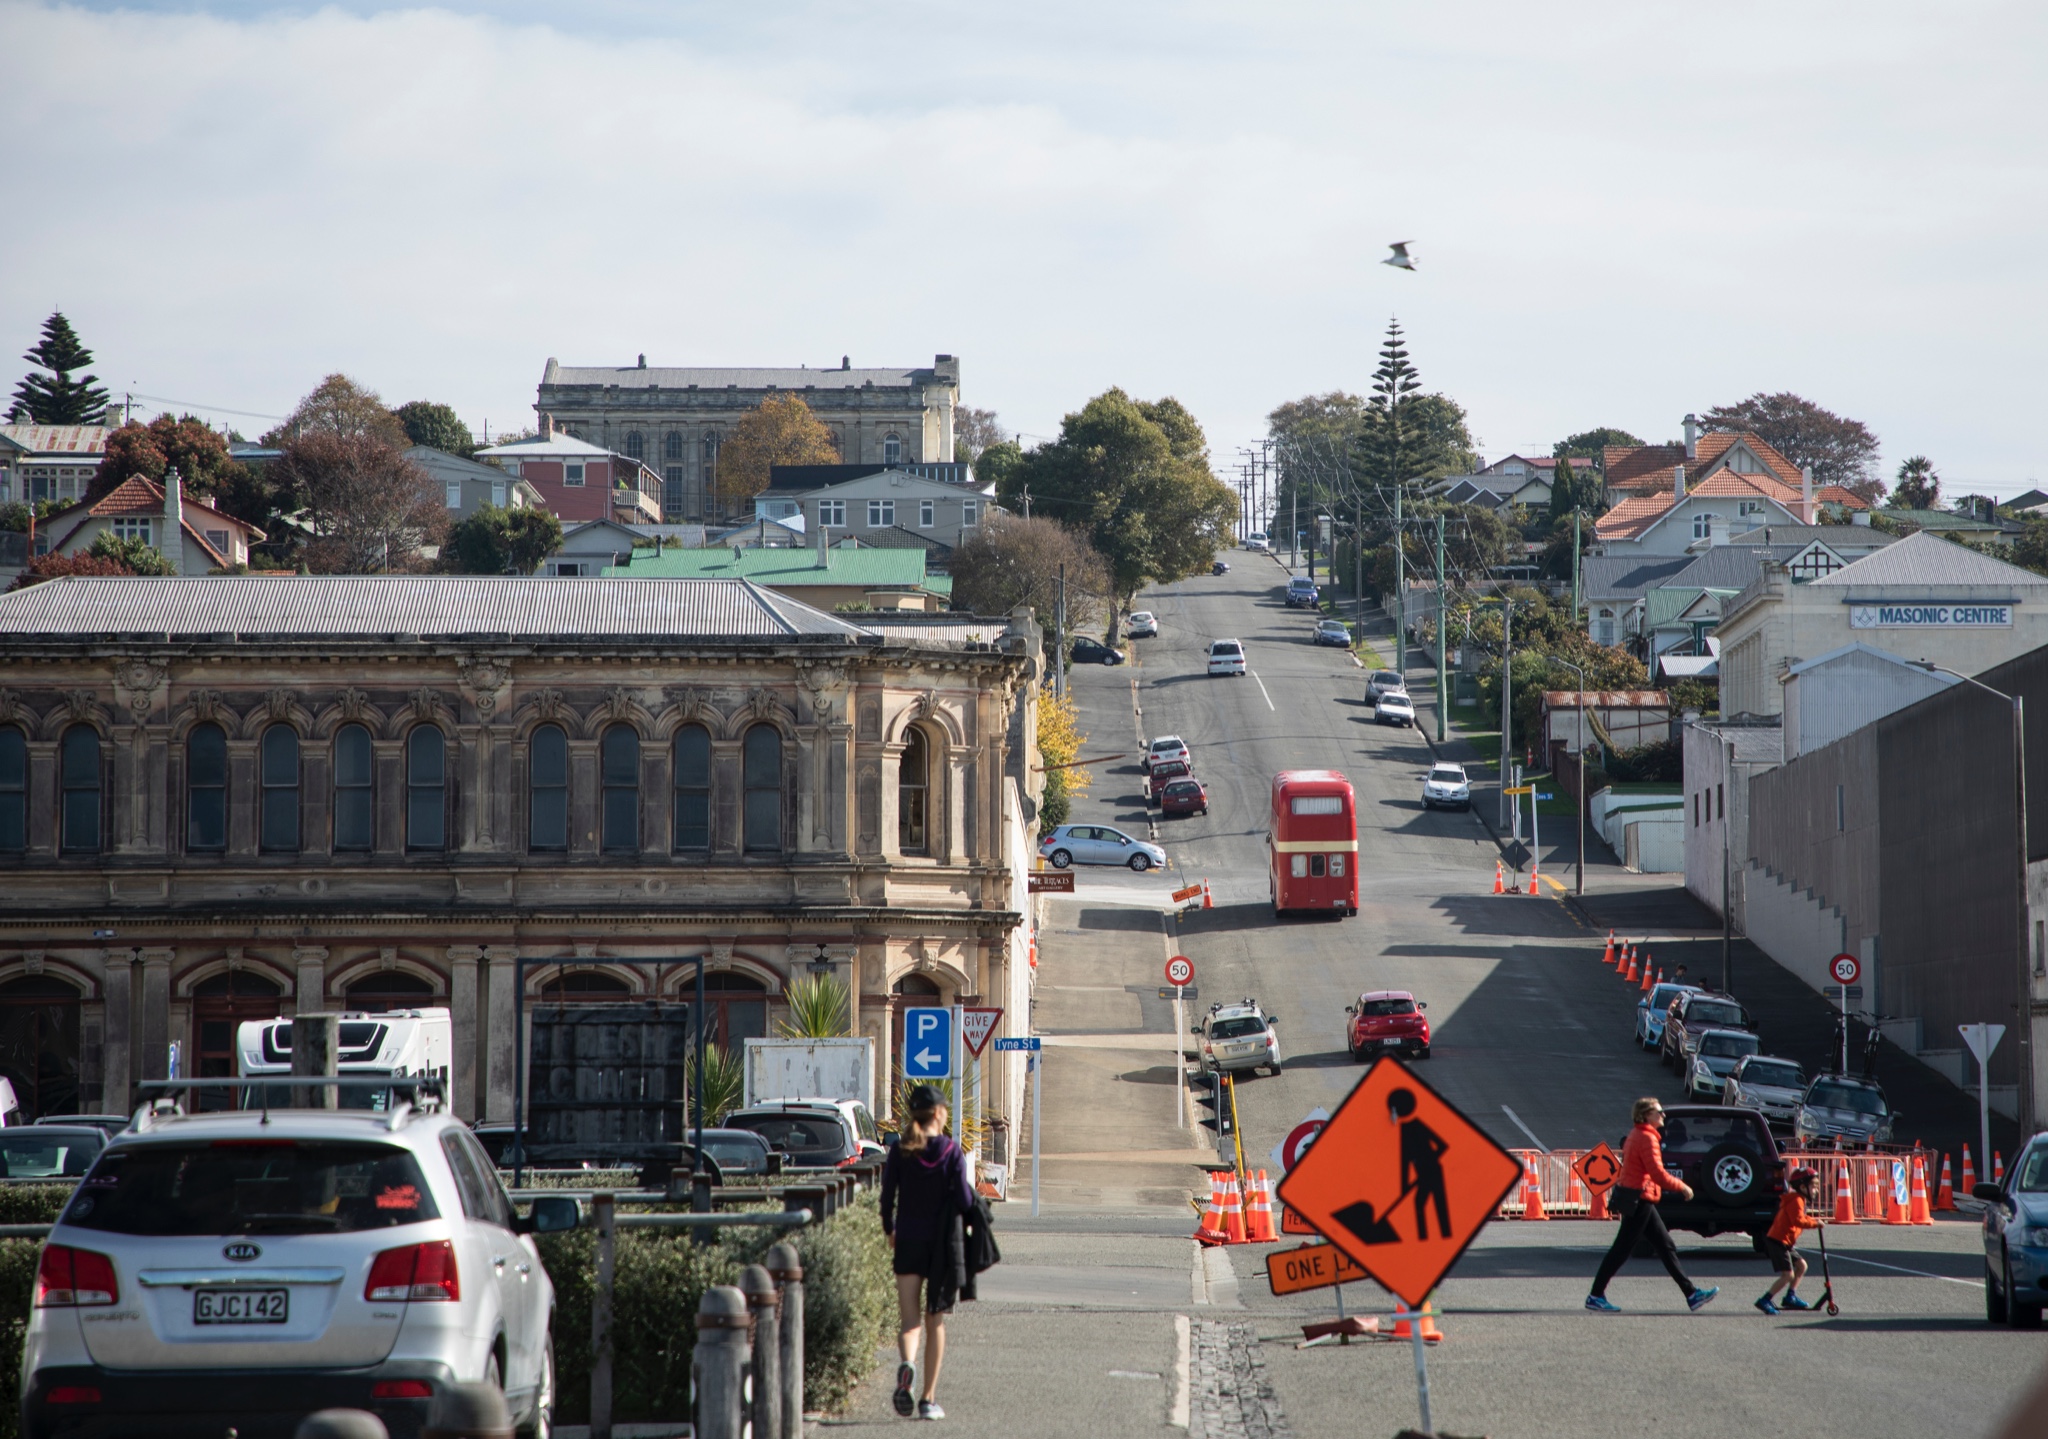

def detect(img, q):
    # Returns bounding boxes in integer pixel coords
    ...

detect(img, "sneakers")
[894,1363,917,1417]
[1688,1285,1720,1312]
[1584,1294,1621,1313]
[1781,1293,1812,1310]
[919,1400,946,1421]
[1754,1295,1779,1315]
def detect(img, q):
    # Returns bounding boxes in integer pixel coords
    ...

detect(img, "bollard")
[740,1264,783,1439]
[785,1184,825,1221]
[694,1285,753,1439]
[296,1412,388,1439]
[766,1150,785,1177]
[766,1241,806,1439]
[590,1193,615,1439]
[422,1383,513,1439]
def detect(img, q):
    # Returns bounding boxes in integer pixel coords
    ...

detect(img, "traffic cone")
[1202,881,1214,910]
[1623,950,1639,985]
[1863,1157,1883,1222]
[1246,1170,1278,1242]
[1517,1153,1547,1220]
[1221,1178,1247,1244]
[1493,860,1504,895]
[1909,1153,1934,1225]
[1641,962,1657,995]
[1882,1157,1909,1225]
[1194,1173,1229,1245]
[1602,931,1616,966]
[1528,865,1540,896]
[1588,1180,1611,1221]
[1996,1151,2006,1186]
[1564,1161,1587,1216]
[1832,1159,1859,1223]
[1391,1301,1443,1344]
[1961,1145,1976,1196]
[1936,1153,1957,1211]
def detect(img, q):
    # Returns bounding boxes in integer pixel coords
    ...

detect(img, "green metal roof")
[603,546,934,589]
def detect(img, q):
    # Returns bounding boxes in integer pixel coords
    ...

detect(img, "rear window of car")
[62,1140,441,1236]
[1211,643,1241,655]
[728,1116,852,1157]
[1210,1017,1268,1039]
[1807,1081,1887,1115]
[0,1131,103,1178]
[701,1139,766,1171]
[1742,1061,1804,1090]
[1359,999,1416,1017]
[1687,1000,1745,1028]
[1658,1113,1769,1157]
[1699,1033,1758,1059]
[1164,781,1202,796]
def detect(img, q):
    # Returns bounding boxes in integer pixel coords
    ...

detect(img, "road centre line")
[1500,1105,1548,1151]
[1824,1252,1984,1287]
[1249,669,1276,711]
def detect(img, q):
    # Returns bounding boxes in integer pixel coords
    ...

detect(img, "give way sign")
[960,1007,1004,1058]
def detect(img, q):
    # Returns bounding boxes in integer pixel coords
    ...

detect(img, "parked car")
[1979,1136,2048,1326]
[1684,1028,1761,1100]
[1421,764,1471,811]
[0,1126,106,1179]
[20,1090,578,1439]
[1285,576,1319,608]
[1211,560,1231,576]
[1126,611,1159,638]
[1634,982,1701,1049]
[1147,759,1194,802]
[1643,1104,1787,1240]
[1039,824,1167,872]
[1374,692,1415,727]
[34,1115,129,1140]
[1245,533,1270,552]
[1312,619,1352,648]
[689,1127,776,1176]
[1366,669,1407,701]
[722,1104,866,1169]
[1207,639,1247,677]
[1143,736,1191,773]
[1158,777,1210,817]
[1346,991,1430,1060]
[1071,637,1125,665]
[1195,1000,1281,1077]
[1722,1055,1808,1128]
[1660,990,1755,1072]
[1793,1074,1896,1147]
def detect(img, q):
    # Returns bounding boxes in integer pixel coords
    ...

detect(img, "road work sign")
[1267,1241,1369,1297]
[903,1007,955,1079]
[1277,1057,1522,1310]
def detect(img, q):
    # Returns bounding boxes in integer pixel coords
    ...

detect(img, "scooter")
[1813,1223,1840,1316]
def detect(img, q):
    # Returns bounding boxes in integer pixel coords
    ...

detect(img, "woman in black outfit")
[880,1084,977,1421]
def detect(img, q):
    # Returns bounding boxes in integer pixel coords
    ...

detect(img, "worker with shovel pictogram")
[1329,1087,1452,1246]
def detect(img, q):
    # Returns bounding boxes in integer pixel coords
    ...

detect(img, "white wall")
[1591,790,1683,872]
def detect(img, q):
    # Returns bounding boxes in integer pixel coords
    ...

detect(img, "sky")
[4,1,2046,495]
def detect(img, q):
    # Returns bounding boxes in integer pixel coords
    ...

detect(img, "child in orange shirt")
[1757,1167,1824,1314]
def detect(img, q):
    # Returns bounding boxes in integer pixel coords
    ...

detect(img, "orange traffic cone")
[1863,1157,1884,1222]
[1588,1179,1611,1221]
[1521,1154,1547,1220]
[1961,1145,1977,1196]
[1221,1178,1248,1244]
[1391,1301,1443,1344]
[1882,1156,1909,1225]
[1996,1151,2006,1186]
[1641,962,1657,995]
[1195,1172,1230,1245]
[1246,1171,1278,1242]
[1909,1152,1934,1225]
[1528,866,1540,896]
[1832,1159,1859,1224]
[1602,931,1616,966]
[1564,1161,1587,1216]
[1623,950,1639,985]
[1202,881,1214,910]
[1493,860,1504,895]
[1936,1153,1957,1211]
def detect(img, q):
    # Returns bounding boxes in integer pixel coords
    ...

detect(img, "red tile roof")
[1816,484,1870,510]
[1593,495,1674,540]
[1603,443,1686,488]
[45,475,262,567]
[1605,432,1806,499]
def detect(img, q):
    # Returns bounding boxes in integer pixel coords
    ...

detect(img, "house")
[2007,488,2048,515]
[1875,503,2022,546]
[544,519,647,576]
[474,419,664,525]
[0,425,110,507]
[602,538,952,611]
[1542,690,1671,757]
[36,472,263,573]
[1580,555,1693,650]
[1603,416,1806,504]
[1593,469,1809,556]
[1815,484,1871,518]
[406,445,546,521]
[787,467,996,556]
[1715,530,2048,719]
[713,516,803,549]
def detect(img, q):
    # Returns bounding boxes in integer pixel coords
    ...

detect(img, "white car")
[1142,735,1191,773]
[1195,1001,1282,1077]
[1244,533,1269,552]
[1207,639,1247,677]
[1685,1029,1761,1100]
[1422,764,1470,810]
[1126,611,1159,638]
[21,1080,576,1439]
[1374,692,1415,727]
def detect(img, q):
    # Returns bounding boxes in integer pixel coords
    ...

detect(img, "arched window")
[663,468,685,517]
[343,969,438,1014]
[672,724,711,852]
[624,431,644,461]
[333,724,373,852]
[538,969,632,1002]
[192,970,282,1110]
[899,727,930,855]
[742,725,782,853]
[529,724,568,852]
[702,432,720,484]
[260,726,300,853]
[59,727,100,854]
[664,432,683,462]
[408,726,446,852]
[699,971,769,1045]
[601,725,639,854]
[883,433,903,465]
[0,726,22,852]
[187,723,228,853]
[0,973,84,1119]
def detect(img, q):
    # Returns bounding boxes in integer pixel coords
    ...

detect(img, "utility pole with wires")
[1054,564,1067,702]
[1393,483,1405,678]
[1434,514,1448,744]
[1499,598,1514,830]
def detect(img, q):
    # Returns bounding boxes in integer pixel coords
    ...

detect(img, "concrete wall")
[1748,726,1881,955]
[1591,790,1682,872]
[1783,646,1954,759]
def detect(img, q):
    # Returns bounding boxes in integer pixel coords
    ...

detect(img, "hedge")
[0,1187,81,1439]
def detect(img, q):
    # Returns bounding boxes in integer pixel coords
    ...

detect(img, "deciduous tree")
[1891,455,1940,510]
[9,312,109,425]
[393,400,477,457]
[9,550,136,590]
[711,395,840,508]
[274,432,445,573]
[949,515,1113,640]
[1552,427,1643,459]
[441,504,565,575]
[92,415,241,503]
[262,374,409,448]
[1700,392,1882,498]
[953,406,1005,461]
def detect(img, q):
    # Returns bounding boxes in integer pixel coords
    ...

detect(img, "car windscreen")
[0,1131,103,1178]
[728,1116,851,1158]
[62,1140,441,1236]
[1699,1034,1758,1059]
[1807,1082,1887,1115]
[1370,672,1400,686]
[2016,1148,2048,1193]
[1429,770,1464,784]
[1209,1017,1267,1039]
[1359,999,1415,1017]
[1741,1062,1804,1090]
[1687,1001,1745,1028]
[1658,1113,1768,1157]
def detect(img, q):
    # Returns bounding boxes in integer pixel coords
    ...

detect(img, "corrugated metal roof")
[1581,555,1693,599]
[858,616,1012,647]
[546,365,926,391]
[1692,718,1785,763]
[607,546,932,587]
[0,576,871,641]
[1808,529,2048,588]
[0,425,111,457]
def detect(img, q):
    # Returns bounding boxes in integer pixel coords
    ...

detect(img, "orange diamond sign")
[1275,1057,1522,1310]
[1572,1141,1621,1196]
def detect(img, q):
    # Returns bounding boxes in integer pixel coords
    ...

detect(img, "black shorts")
[891,1251,955,1313]
[1761,1238,1797,1273]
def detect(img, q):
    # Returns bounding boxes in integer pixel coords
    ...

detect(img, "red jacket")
[1618,1123,1683,1202]
[1767,1191,1821,1246]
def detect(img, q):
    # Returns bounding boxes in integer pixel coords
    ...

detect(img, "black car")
[0,1126,104,1179]
[1211,560,1230,575]
[1071,637,1126,665]
[1638,1105,1786,1240]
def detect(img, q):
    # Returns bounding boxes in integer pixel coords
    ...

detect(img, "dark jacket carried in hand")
[879,1134,995,1305]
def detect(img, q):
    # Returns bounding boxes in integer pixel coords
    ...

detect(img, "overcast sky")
[5,1,2044,494]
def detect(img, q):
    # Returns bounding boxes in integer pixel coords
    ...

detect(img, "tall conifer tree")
[10,312,110,424]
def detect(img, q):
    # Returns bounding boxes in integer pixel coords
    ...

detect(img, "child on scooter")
[1757,1166,1824,1314]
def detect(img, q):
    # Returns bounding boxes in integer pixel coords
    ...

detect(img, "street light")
[1546,656,1588,897]
[1913,661,2032,1138]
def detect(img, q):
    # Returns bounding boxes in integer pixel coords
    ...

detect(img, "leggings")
[1591,1188,1694,1298]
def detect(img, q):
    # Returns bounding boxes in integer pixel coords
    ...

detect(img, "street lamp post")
[1915,662,2032,1137]
[1548,656,1588,897]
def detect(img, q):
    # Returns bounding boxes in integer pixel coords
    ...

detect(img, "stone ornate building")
[534,355,962,523]
[0,575,1039,1138]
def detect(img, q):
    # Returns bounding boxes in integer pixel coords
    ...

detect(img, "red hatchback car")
[1347,990,1430,1060]
[1148,759,1193,802]
[1159,776,1209,816]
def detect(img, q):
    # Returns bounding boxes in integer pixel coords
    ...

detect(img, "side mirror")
[1267,1016,1279,1025]
[521,1194,581,1234]
[1344,1005,1356,1015]
[1417,1002,1427,1012]
[1191,1026,1203,1035]
[1974,1182,2006,1202]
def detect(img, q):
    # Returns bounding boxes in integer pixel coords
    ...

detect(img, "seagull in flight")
[1383,241,1416,271]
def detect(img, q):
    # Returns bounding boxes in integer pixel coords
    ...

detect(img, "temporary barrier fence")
[1492,1146,1946,1223]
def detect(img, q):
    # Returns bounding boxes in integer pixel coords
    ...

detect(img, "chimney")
[1683,413,1699,460]
[817,521,829,568]
[540,413,555,440]
[161,467,185,574]
[1800,466,1816,526]
[637,353,646,369]
[1708,511,1728,548]
[841,356,851,371]
[1673,464,1686,501]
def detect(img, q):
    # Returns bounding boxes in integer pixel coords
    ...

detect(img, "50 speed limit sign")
[1165,955,1195,987]
[1830,953,1861,986]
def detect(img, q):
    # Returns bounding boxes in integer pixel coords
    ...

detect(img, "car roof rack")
[132,1076,444,1132]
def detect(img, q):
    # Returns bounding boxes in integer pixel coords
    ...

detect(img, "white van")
[238,1009,452,1110]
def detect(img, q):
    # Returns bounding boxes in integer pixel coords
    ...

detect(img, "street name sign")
[992,1037,1041,1053]
[1267,1241,1369,1297]
[960,1007,1004,1057]
[903,1007,955,1079]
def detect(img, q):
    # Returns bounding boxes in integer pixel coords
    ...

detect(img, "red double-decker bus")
[1269,770,1358,918]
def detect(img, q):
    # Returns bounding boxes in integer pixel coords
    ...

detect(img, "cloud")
[4,0,2046,487]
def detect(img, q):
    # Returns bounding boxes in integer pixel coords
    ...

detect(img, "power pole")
[1571,509,1582,622]
[1499,600,1513,830]
[1054,564,1067,702]
[1355,494,1366,636]
[1394,483,1405,678]
[1435,514,1448,744]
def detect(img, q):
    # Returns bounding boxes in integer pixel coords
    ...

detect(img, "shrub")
[0,1188,83,1439]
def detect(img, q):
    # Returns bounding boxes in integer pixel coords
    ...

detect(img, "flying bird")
[1382,242,1416,271]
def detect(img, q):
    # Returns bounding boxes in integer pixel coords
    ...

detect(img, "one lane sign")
[903,1007,955,1080]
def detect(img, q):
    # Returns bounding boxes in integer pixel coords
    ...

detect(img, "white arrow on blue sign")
[904,1007,956,1079]
[992,1037,1042,1052]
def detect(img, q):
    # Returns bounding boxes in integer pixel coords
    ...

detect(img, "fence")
[1491,1144,1954,1222]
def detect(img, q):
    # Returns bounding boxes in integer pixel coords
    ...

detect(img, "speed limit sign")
[1830,952,1861,986]
[1165,955,1195,987]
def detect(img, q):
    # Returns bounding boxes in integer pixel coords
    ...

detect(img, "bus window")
[1331,855,1346,877]
[1291,855,1307,877]
[1310,855,1327,877]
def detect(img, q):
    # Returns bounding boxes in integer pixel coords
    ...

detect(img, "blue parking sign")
[903,1007,955,1080]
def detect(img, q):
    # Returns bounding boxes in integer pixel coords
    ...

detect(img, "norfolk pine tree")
[10,312,110,425]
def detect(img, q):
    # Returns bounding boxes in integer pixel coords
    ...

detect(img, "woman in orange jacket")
[1586,1097,1720,1313]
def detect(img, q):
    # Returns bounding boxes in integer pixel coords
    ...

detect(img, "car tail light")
[372,1380,435,1400]
[365,1240,460,1302]
[45,1387,101,1405]
[36,1245,118,1307]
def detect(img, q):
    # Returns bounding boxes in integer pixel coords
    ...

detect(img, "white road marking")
[1171,1314,1191,1428]
[1501,1105,1548,1151]
[1249,670,1276,711]
[1825,1252,1984,1288]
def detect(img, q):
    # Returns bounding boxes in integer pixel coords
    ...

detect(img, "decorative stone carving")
[664,685,711,725]
[0,690,19,725]
[189,689,230,725]
[603,686,634,723]
[22,952,43,977]
[115,660,166,724]
[62,690,103,726]
[857,697,882,741]
[745,687,781,724]
[459,659,510,720]
[409,688,449,725]
[332,687,373,724]
[912,689,939,723]
[265,688,296,723]
[380,947,398,970]
[525,689,568,724]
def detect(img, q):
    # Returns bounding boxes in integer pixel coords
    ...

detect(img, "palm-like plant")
[688,1042,747,1126]
[777,975,852,1038]
[890,1062,987,1155]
